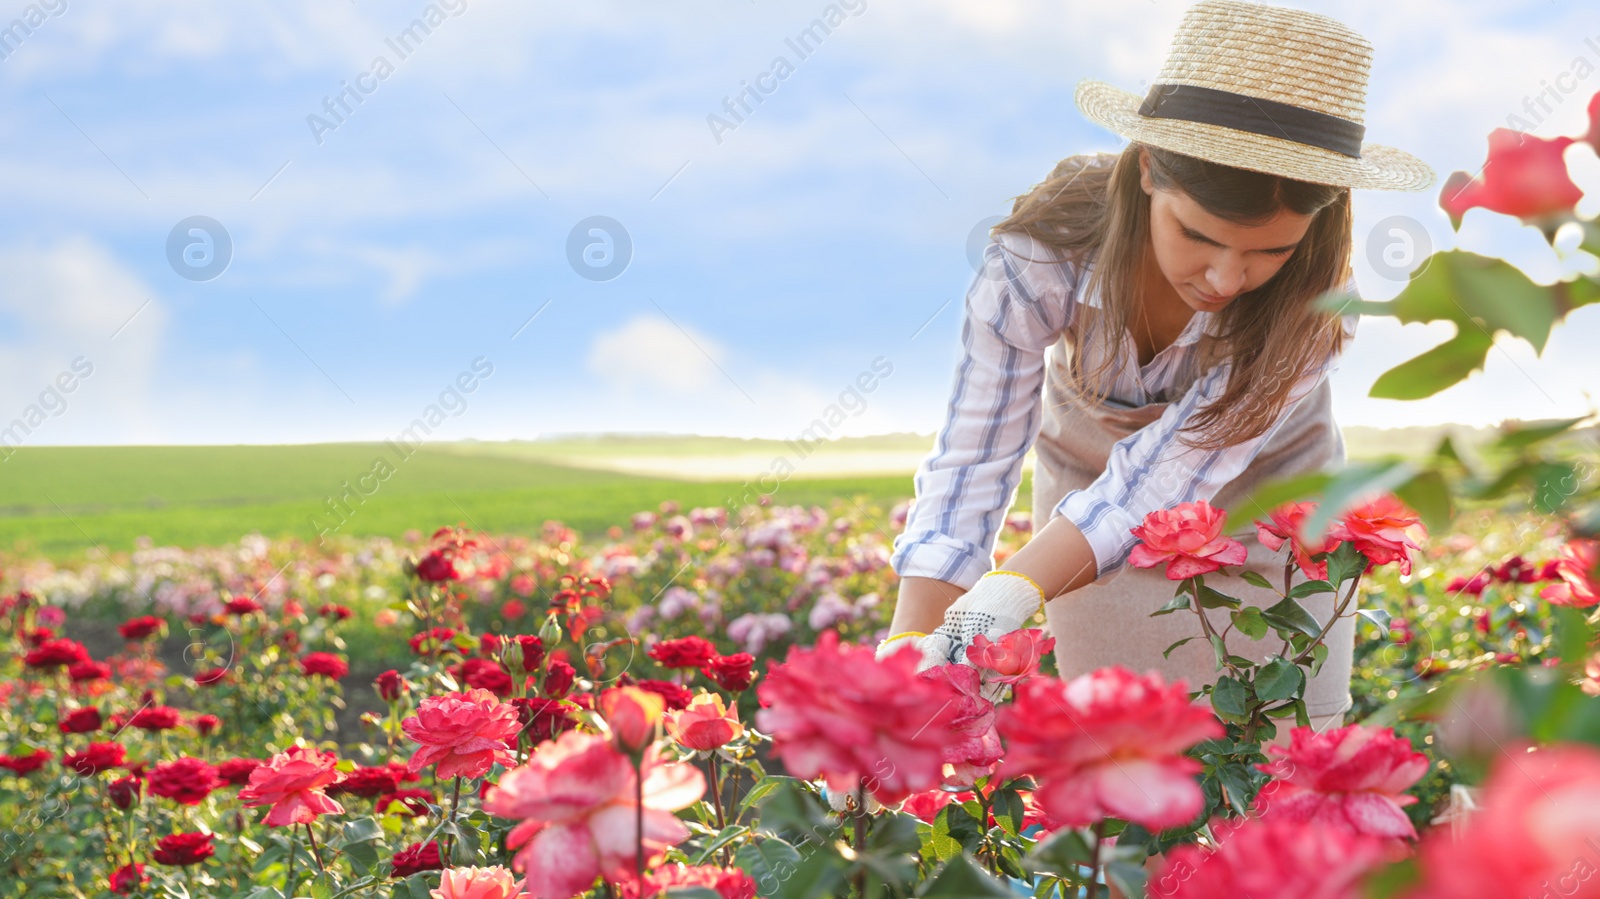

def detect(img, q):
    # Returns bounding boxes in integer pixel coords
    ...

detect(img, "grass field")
[0,425,1502,561]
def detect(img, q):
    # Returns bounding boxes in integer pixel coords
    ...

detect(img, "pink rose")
[1439,127,1583,225]
[995,666,1224,830]
[1252,724,1430,840]
[664,693,743,752]
[1154,816,1396,899]
[429,866,529,899]
[1539,538,1600,608]
[966,627,1055,685]
[237,745,346,827]
[403,688,522,780]
[1254,500,1338,580]
[1127,500,1249,580]
[1329,494,1426,576]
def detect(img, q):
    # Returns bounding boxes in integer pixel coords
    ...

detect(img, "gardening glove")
[875,570,1048,700]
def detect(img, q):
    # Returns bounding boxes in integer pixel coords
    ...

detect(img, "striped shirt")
[890,228,1359,592]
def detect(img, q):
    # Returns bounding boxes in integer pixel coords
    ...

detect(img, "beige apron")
[1031,326,1356,719]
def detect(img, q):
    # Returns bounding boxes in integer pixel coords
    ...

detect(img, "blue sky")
[1,0,1597,447]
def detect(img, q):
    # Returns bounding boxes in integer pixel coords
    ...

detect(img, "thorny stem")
[303,821,326,872]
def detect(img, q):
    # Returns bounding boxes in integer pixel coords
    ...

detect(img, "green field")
[0,426,1500,561]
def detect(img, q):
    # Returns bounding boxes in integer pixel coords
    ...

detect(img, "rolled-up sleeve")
[889,232,1077,591]
[1054,307,1360,583]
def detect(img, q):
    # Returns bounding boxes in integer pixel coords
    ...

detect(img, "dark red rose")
[278,631,301,652]
[648,636,719,670]
[453,657,513,697]
[479,633,503,656]
[152,831,214,866]
[374,669,409,703]
[24,626,55,646]
[328,765,403,798]
[633,678,693,711]
[64,742,126,776]
[512,696,577,744]
[390,840,444,877]
[108,774,143,810]
[319,603,353,621]
[408,627,457,655]
[224,596,263,615]
[299,652,349,680]
[192,714,221,737]
[68,660,112,683]
[415,550,460,583]
[0,749,52,775]
[58,707,102,734]
[109,862,148,894]
[702,653,756,692]
[148,756,219,806]
[513,635,545,673]
[118,616,166,640]
[24,638,90,669]
[214,758,265,787]
[128,706,182,731]
[543,659,575,698]
[377,788,433,817]
[194,667,230,687]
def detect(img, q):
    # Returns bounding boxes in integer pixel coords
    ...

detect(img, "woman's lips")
[1193,286,1234,304]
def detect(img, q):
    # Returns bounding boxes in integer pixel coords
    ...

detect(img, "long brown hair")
[992,143,1353,452]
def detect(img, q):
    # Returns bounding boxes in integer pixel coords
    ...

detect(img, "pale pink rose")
[1403,742,1600,898]
[966,627,1055,685]
[403,688,522,780]
[237,745,346,827]
[483,731,704,899]
[1252,724,1430,840]
[1128,500,1249,580]
[431,866,529,899]
[995,666,1225,830]
[753,630,964,805]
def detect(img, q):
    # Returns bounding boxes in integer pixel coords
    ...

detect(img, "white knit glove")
[876,570,1048,690]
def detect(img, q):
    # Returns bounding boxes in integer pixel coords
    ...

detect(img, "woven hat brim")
[1075,79,1435,192]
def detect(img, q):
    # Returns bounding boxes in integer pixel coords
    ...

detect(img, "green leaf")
[1394,468,1455,535]
[1350,250,1559,351]
[1324,541,1367,587]
[1286,579,1335,599]
[1196,585,1241,609]
[1022,829,1094,876]
[917,852,1016,898]
[1211,676,1249,723]
[339,818,384,846]
[1261,597,1323,640]
[692,825,750,866]
[1151,594,1192,616]
[1493,415,1589,449]
[735,838,803,899]
[1106,859,1150,899]
[405,873,437,899]
[1163,636,1197,659]
[1232,607,1269,640]
[1255,657,1304,702]
[1240,570,1276,591]
[1208,634,1228,672]
[737,775,787,817]
[1370,325,1495,399]
[1357,607,1392,632]
[989,789,1024,837]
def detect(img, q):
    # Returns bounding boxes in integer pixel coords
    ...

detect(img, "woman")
[878,0,1435,748]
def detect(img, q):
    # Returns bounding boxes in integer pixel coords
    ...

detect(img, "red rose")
[192,714,221,737]
[24,638,90,669]
[543,659,575,698]
[1329,494,1427,576]
[648,635,720,670]
[453,657,513,697]
[23,627,54,646]
[319,603,353,620]
[152,831,214,866]
[65,742,127,776]
[118,616,166,640]
[1440,128,1583,225]
[0,749,52,775]
[108,774,143,809]
[128,706,182,731]
[214,757,265,787]
[479,633,503,656]
[415,550,460,583]
[68,660,112,683]
[299,652,349,680]
[193,666,229,686]
[513,635,545,673]
[390,840,444,877]
[148,756,220,805]
[224,596,263,615]
[328,765,403,798]
[374,669,409,702]
[512,696,577,744]
[376,788,433,817]
[408,627,457,656]
[702,652,756,692]
[632,678,693,711]
[58,707,103,734]
[109,863,148,895]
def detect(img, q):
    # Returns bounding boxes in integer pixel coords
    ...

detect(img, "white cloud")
[586,313,729,395]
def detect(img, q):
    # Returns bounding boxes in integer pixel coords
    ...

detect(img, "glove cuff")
[974,569,1048,622]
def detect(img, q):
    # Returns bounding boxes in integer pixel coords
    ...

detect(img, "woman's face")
[1139,149,1314,316]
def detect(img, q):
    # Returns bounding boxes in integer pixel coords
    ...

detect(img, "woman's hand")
[875,570,1048,696]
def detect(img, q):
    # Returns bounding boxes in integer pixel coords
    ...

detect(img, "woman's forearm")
[888,576,967,636]
[997,515,1101,602]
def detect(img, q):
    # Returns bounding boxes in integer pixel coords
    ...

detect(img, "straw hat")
[1074,0,1435,191]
